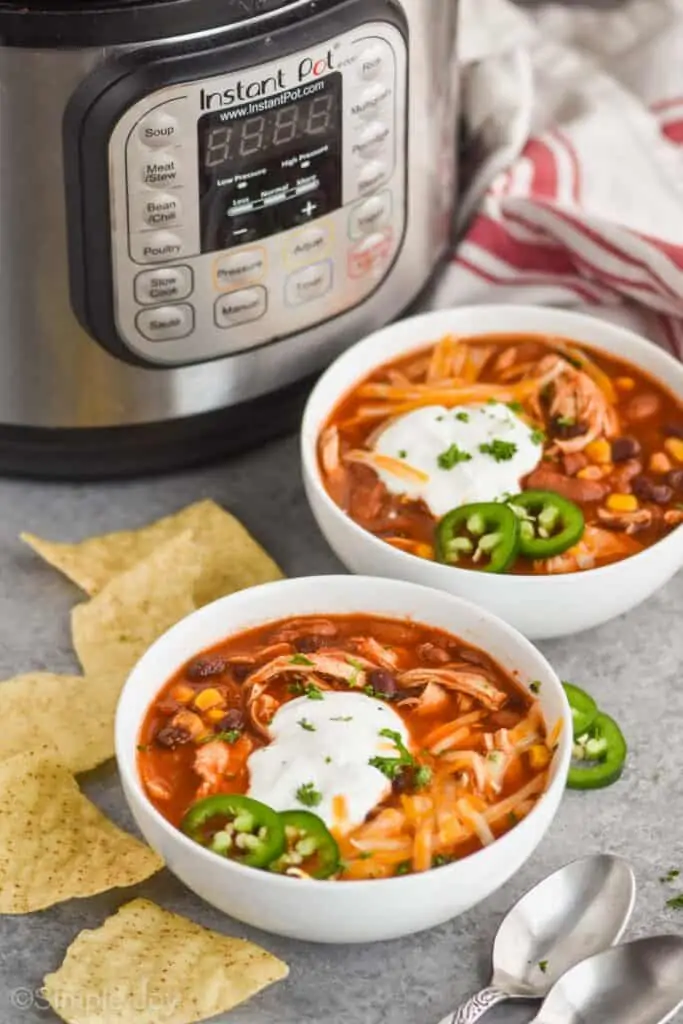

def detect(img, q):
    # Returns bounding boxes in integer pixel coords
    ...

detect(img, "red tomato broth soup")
[318,332,683,575]
[138,614,554,881]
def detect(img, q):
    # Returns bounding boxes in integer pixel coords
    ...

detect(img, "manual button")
[134,266,193,305]
[136,304,194,341]
[285,261,333,306]
[139,153,182,188]
[214,287,267,328]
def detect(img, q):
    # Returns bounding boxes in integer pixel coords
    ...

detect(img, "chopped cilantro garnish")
[215,730,242,744]
[666,894,683,910]
[437,444,472,470]
[369,728,415,780]
[433,854,452,867]
[359,852,374,861]
[289,681,324,700]
[436,415,445,422]
[397,449,407,459]
[395,861,411,876]
[331,716,353,722]
[295,782,323,808]
[508,811,519,826]
[507,401,523,413]
[479,439,518,462]
[486,398,498,406]
[529,680,542,695]
[538,960,549,974]
[298,718,316,732]
[661,869,681,884]
[136,744,149,753]
[414,765,433,789]
[347,656,365,672]
[530,429,546,445]
[290,654,314,666]
[556,414,576,427]
[325,756,333,764]
[455,411,470,423]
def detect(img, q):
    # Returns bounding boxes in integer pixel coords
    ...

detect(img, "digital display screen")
[198,74,343,253]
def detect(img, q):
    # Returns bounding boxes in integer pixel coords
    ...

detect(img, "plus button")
[301,200,318,219]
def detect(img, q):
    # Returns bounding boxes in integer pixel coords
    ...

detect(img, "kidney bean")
[625,393,661,421]
[186,655,227,681]
[217,709,245,732]
[665,422,683,439]
[154,725,191,749]
[525,467,609,502]
[563,452,589,477]
[611,437,641,463]
[229,663,251,683]
[368,669,397,699]
[668,469,683,491]
[417,642,450,665]
[294,635,326,654]
[633,476,673,504]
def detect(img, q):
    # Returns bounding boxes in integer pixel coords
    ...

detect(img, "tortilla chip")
[43,898,289,1024]
[22,499,282,605]
[0,752,163,913]
[0,672,116,773]
[71,530,201,681]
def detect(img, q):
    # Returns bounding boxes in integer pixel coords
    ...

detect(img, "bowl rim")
[300,304,683,587]
[115,574,573,892]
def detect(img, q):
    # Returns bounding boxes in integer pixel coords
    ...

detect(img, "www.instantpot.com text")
[205,80,328,121]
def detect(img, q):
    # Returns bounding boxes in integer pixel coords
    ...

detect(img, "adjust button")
[214,287,267,328]
[284,225,330,267]
[134,266,193,305]
[139,153,182,188]
[353,121,391,160]
[137,110,181,149]
[130,230,186,264]
[135,191,182,230]
[215,248,266,290]
[349,192,392,239]
[136,304,194,341]
[285,260,333,306]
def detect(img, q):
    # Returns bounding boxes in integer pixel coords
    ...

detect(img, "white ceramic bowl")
[116,575,571,944]
[301,305,683,639]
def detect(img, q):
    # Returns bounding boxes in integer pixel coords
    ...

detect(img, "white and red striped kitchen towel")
[430,0,683,356]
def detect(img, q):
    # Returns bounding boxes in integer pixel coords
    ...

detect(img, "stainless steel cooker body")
[0,0,459,476]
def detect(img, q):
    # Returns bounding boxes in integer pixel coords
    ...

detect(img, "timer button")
[349,192,392,239]
[357,160,390,197]
[357,45,386,81]
[135,192,182,230]
[139,153,182,189]
[130,230,186,264]
[134,266,193,305]
[353,121,391,160]
[214,287,267,328]
[136,304,194,342]
[285,260,333,307]
[284,225,330,267]
[137,110,180,149]
[351,83,392,120]
[215,248,266,290]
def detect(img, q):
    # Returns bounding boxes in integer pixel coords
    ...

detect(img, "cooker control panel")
[105,21,407,365]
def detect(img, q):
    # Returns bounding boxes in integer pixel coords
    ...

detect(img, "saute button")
[349,192,392,238]
[130,231,185,263]
[215,249,266,289]
[136,191,182,229]
[137,110,180,149]
[353,121,391,159]
[284,226,329,267]
[285,261,333,306]
[214,287,267,327]
[139,153,182,188]
[357,160,389,196]
[134,266,193,305]
[350,83,392,120]
[136,304,194,341]
[357,45,386,81]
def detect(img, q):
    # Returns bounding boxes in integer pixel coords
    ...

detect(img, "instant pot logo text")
[199,50,335,110]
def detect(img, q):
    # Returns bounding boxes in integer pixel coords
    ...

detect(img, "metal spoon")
[530,936,683,1024]
[441,854,636,1023]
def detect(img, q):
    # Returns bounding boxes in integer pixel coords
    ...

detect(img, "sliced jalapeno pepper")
[271,810,340,880]
[568,712,627,790]
[180,794,285,868]
[562,682,599,737]
[436,502,520,573]
[508,490,585,559]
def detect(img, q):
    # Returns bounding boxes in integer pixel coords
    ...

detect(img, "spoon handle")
[439,986,508,1023]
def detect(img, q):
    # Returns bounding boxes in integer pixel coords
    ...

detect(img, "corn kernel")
[528,745,551,770]
[606,493,639,512]
[206,707,226,722]
[585,439,612,465]
[615,377,635,391]
[170,683,194,704]
[664,437,683,464]
[193,687,225,711]
[577,465,604,481]
[650,452,672,475]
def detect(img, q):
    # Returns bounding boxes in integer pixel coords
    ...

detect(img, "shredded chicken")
[246,653,367,689]
[537,525,641,574]
[597,507,653,535]
[350,636,399,669]
[664,509,683,527]
[535,354,620,451]
[397,668,507,710]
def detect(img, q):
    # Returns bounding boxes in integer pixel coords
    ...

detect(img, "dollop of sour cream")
[247,692,409,834]
[373,403,542,516]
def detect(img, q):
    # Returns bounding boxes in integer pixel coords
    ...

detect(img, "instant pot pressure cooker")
[0,0,459,477]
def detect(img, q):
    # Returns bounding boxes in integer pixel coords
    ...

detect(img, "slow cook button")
[349,192,392,239]
[134,266,193,305]
[357,159,390,196]
[130,231,185,264]
[136,304,194,341]
[350,83,392,120]
[353,121,391,159]
[357,45,387,81]
[138,153,182,188]
[284,226,330,267]
[285,261,333,306]
[215,248,266,290]
[137,110,181,149]
[214,287,267,327]
[136,192,182,230]
[348,230,393,279]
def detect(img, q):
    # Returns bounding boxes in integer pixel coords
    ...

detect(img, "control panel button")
[348,230,394,279]
[284,226,330,267]
[285,261,333,306]
[137,110,180,148]
[215,249,266,290]
[134,266,193,305]
[135,192,182,230]
[214,287,267,328]
[130,231,186,264]
[136,304,194,341]
[357,160,390,196]
[353,121,391,160]
[350,192,392,239]
[139,154,182,188]
[351,84,392,120]
[357,45,387,81]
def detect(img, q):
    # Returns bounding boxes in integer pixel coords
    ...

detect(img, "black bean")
[668,469,683,491]
[611,437,641,463]
[633,476,673,504]
[217,709,245,732]
[368,668,397,698]
[186,655,227,681]
[155,725,191,749]
[551,417,588,440]
[665,422,683,439]
[294,635,325,654]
